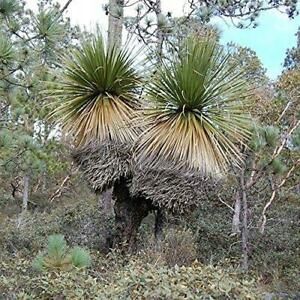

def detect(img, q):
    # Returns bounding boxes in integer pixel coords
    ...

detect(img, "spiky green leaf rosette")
[49,35,141,190]
[136,37,252,176]
[50,35,141,146]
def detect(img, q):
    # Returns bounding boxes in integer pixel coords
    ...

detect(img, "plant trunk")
[113,177,153,251]
[22,174,29,212]
[155,0,163,56]
[108,0,124,48]
[232,190,241,234]
[154,208,165,240]
[240,172,249,272]
[97,188,114,252]
[17,174,29,228]
[99,187,113,215]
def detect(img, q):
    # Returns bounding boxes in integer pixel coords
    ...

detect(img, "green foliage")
[0,0,20,17]
[249,125,266,151]
[32,253,45,272]
[0,34,13,63]
[292,127,300,147]
[137,36,251,174]
[46,234,67,259]
[227,43,268,86]
[141,228,197,267]
[70,246,91,268]
[284,27,300,70]
[34,8,64,44]
[33,234,91,272]
[249,124,280,151]
[103,260,261,300]
[0,196,111,254]
[0,254,262,299]
[271,158,287,175]
[0,0,81,206]
[50,34,141,145]
[264,126,280,148]
[1,195,299,297]
[195,1,297,28]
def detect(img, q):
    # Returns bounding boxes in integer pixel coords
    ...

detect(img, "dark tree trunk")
[97,188,114,253]
[154,208,165,240]
[113,177,153,251]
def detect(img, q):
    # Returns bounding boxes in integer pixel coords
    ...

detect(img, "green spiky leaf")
[70,247,91,268]
[264,125,279,147]
[32,254,45,272]
[49,35,141,145]
[271,158,287,175]
[137,36,252,175]
[0,34,14,63]
[0,0,19,17]
[249,125,266,151]
[47,234,67,260]
[34,9,64,44]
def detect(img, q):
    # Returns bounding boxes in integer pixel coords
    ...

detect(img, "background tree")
[0,0,81,217]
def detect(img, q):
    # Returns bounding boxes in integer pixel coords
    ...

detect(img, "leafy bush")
[33,234,91,272]
[141,228,197,267]
[0,254,262,299]
[0,197,113,255]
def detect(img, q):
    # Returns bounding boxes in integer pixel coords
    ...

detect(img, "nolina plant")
[33,234,91,272]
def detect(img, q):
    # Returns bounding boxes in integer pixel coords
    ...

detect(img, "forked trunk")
[113,177,153,251]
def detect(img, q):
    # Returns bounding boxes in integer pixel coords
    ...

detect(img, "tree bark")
[155,0,163,56]
[22,174,29,212]
[113,177,153,251]
[154,208,165,240]
[232,190,241,234]
[17,174,29,228]
[97,188,114,252]
[108,0,124,48]
[240,171,249,272]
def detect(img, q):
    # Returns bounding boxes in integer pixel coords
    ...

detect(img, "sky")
[26,0,300,79]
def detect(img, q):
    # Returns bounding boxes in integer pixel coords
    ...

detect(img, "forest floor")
[0,193,299,299]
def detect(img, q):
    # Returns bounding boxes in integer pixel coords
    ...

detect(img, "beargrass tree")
[50,34,252,250]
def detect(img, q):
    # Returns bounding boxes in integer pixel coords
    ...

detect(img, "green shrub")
[0,197,112,255]
[142,228,197,267]
[0,254,262,299]
[103,260,262,299]
[33,234,91,272]
[71,246,91,268]
[47,234,67,259]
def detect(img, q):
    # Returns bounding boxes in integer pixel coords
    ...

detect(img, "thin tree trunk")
[22,174,29,212]
[17,174,29,228]
[155,0,163,56]
[108,0,124,48]
[42,171,47,193]
[232,190,241,234]
[240,171,249,272]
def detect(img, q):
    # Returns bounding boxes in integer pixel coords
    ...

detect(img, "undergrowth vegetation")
[1,247,262,299]
[0,196,299,299]
[32,234,91,272]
